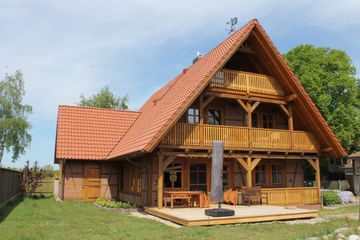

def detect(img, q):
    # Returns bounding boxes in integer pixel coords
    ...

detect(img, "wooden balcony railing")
[261,187,319,205]
[161,123,319,152]
[211,69,285,96]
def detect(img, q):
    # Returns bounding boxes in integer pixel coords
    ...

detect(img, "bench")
[241,186,269,206]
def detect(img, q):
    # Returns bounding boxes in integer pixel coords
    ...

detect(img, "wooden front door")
[83,163,101,202]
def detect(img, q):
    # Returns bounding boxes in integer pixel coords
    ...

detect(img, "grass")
[0,198,358,240]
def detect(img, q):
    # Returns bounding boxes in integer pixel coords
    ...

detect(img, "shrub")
[19,161,45,198]
[95,198,135,209]
[322,190,341,206]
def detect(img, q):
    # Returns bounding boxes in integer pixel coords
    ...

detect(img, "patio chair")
[241,186,269,206]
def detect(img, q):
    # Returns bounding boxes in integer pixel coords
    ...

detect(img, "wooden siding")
[161,123,319,152]
[262,187,319,205]
[211,69,285,96]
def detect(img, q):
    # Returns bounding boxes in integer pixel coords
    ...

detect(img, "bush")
[20,161,45,198]
[322,190,342,206]
[95,198,135,209]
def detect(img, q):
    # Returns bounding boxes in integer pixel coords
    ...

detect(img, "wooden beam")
[235,157,248,171]
[288,104,294,131]
[315,158,321,204]
[279,104,289,117]
[157,154,164,208]
[237,47,256,54]
[251,158,261,171]
[237,99,248,112]
[250,101,260,113]
[163,156,176,171]
[305,159,317,171]
[205,91,286,105]
[246,157,252,187]
[202,96,215,109]
[321,147,332,152]
[285,94,298,102]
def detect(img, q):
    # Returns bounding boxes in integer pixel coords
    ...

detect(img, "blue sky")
[1,0,359,168]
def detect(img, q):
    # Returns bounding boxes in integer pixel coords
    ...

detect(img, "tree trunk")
[0,144,4,165]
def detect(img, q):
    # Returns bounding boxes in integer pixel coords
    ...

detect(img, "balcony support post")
[200,95,204,146]
[246,157,252,187]
[157,154,164,208]
[306,158,321,204]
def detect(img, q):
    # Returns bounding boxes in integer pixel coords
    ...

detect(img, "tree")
[20,161,45,198]
[0,70,32,164]
[78,86,128,110]
[284,45,360,152]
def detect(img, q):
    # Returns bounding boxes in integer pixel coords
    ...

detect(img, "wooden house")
[54,19,346,210]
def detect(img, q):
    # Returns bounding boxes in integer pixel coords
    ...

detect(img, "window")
[271,165,283,185]
[254,164,267,186]
[252,113,258,127]
[119,163,142,194]
[223,165,229,190]
[190,164,207,192]
[208,109,221,125]
[164,163,183,189]
[187,108,199,124]
[262,113,274,129]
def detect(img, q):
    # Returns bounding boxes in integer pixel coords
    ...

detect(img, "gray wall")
[0,168,21,207]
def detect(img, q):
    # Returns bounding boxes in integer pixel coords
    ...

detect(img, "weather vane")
[225,17,238,35]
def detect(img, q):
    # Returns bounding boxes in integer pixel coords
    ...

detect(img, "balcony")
[210,69,285,96]
[161,123,319,152]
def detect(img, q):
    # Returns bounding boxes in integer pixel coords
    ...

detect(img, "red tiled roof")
[55,105,140,160]
[107,20,256,159]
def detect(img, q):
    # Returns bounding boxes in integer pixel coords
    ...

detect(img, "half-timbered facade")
[54,19,346,208]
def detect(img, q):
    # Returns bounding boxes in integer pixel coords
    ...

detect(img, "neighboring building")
[54,19,347,207]
[348,152,360,195]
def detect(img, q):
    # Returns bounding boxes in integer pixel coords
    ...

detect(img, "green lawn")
[0,197,358,240]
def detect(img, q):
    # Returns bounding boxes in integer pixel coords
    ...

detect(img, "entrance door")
[83,163,101,202]
[189,163,208,192]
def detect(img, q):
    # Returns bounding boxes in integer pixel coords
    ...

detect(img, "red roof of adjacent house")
[54,19,347,161]
[55,105,139,160]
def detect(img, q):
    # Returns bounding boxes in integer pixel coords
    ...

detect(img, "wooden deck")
[145,204,318,226]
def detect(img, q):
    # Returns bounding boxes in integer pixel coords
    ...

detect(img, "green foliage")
[78,86,128,110]
[0,70,32,163]
[284,45,360,152]
[95,198,135,209]
[322,190,341,206]
[42,164,58,178]
[19,161,45,198]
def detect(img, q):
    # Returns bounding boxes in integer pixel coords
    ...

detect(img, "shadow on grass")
[0,195,23,223]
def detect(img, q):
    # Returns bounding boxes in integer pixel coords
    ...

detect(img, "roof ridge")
[58,105,140,114]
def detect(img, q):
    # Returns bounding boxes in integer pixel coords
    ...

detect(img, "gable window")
[187,108,199,124]
[254,164,266,186]
[271,165,283,185]
[164,163,183,189]
[262,113,274,129]
[207,109,221,125]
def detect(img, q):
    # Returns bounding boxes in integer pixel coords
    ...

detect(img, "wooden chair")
[241,186,269,206]
[223,189,238,205]
[199,192,211,208]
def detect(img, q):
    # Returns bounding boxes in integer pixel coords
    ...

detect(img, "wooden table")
[164,191,203,209]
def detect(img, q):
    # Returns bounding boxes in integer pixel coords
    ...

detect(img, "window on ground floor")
[254,164,267,186]
[190,163,207,192]
[164,162,183,189]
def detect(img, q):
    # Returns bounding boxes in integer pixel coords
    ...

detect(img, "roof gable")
[107,19,346,158]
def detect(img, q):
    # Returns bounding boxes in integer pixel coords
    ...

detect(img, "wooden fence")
[0,168,21,208]
[35,178,54,195]
[261,187,319,206]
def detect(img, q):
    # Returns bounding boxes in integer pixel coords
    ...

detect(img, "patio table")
[164,191,203,209]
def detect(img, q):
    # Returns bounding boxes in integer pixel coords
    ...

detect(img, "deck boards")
[145,204,318,226]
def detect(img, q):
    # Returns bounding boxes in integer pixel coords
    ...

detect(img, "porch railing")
[161,123,319,152]
[210,69,285,96]
[261,187,319,205]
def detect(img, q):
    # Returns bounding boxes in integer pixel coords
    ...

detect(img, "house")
[54,19,346,210]
[347,152,360,195]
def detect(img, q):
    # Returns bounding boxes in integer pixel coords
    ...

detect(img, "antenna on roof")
[225,17,238,35]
